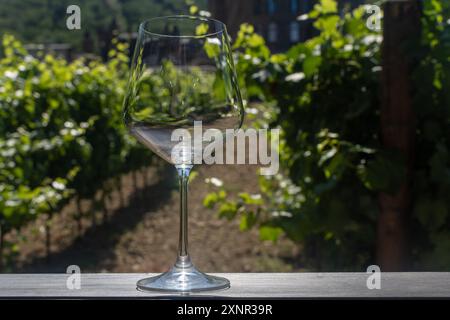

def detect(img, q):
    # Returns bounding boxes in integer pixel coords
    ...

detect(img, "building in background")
[208,0,365,52]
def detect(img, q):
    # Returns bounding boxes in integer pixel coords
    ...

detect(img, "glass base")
[136,256,230,293]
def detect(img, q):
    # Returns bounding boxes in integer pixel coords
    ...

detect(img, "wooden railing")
[0,273,449,298]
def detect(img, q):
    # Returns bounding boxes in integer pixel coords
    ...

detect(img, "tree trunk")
[378,1,421,271]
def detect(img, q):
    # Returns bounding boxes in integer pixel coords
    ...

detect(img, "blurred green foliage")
[124,60,229,126]
[204,0,450,270]
[0,35,152,236]
[0,0,206,52]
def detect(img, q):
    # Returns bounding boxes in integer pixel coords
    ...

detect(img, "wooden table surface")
[0,273,449,298]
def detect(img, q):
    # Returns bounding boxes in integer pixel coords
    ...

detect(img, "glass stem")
[175,165,193,268]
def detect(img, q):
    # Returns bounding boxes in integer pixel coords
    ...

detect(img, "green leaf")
[189,170,199,183]
[195,23,209,36]
[259,225,283,242]
[219,201,238,220]
[323,153,346,179]
[203,192,219,209]
[190,5,199,15]
[239,211,257,231]
[315,15,340,35]
[204,38,221,58]
[247,34,265,48]
[357,152,406,193]
[238,192,263,205]
[320,0,338,14]
[303,55,322,77]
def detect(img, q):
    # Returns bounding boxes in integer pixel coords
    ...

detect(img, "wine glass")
[122,15,244,292]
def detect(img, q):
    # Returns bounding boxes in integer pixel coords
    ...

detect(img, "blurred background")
[0,0,449,273]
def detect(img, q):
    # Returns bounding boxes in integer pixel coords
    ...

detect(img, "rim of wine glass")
[139,15,227,38]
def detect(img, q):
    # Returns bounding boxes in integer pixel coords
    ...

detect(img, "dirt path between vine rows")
[7,163,302,273]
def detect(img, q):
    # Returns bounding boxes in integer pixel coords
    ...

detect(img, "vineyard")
[203,0,450,270]
[1,0,450,272]
[0,35,155,269]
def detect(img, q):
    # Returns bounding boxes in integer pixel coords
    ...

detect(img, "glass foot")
[136,256,230,293]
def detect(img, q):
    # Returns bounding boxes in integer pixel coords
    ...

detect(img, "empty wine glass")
[122,15,244,292]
